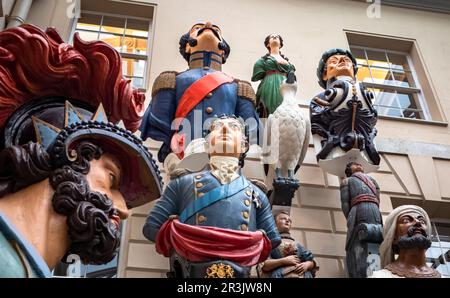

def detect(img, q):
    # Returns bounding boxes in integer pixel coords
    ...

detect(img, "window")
[350,46,428,120]
[427,221,450,277]
[73,11,151,90]
[346,31,445,122]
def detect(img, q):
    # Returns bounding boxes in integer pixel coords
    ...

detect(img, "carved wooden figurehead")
[0,24,162,277]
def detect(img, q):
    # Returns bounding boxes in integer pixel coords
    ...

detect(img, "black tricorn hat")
[316,48,358,89]
[2,97,163,208]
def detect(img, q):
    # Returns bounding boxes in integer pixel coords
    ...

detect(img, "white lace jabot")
[209,156,240,185]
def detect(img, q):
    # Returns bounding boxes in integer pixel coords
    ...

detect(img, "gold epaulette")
[249,178,268,195]
[235,79,256,106]
[151,71,178,97]
[169,168,193,180]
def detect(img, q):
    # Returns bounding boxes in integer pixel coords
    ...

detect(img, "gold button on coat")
[243,211,249,219]
[206,107,213,114]
[198,215,207,223]
[196,182,203,188]
[241,224,248,231]
[244,200,250,206]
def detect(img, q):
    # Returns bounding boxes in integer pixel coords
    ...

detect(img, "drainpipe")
[1,0,17,30]
[0,1,4,30]
[6,0,33,29]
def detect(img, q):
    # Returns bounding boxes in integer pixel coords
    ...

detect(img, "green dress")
[251,55,296,115]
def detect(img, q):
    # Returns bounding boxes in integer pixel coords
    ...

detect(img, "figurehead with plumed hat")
[0,25,162,277]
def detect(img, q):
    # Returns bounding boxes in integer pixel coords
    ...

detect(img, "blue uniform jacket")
[140,67,261,162]
[143,170,281,249]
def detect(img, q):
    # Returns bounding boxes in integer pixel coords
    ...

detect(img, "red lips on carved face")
[219,134,232,141]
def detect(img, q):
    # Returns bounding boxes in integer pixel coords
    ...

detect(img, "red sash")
[353,172,378,198]
[156,218,272,267]
[350,194,379,208]
[171,72,234,159]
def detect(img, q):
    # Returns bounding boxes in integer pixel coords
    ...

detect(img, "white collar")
[209,156,240,184]
[336,75,354,82]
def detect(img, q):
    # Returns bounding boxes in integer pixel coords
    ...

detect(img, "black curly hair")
[0,141,121,265]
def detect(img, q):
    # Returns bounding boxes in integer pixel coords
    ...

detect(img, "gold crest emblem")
[205,263,235,278]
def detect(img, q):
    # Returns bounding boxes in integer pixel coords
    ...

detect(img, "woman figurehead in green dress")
[252,34,296,116]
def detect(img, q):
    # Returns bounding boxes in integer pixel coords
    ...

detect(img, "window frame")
[69,9,152,91]
[350,45,431,120]
[427,220,450,277]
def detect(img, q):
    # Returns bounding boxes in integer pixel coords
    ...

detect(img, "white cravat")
[209,156,240,185]
[336,75,354,82]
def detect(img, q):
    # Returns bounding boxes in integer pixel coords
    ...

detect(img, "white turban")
[379,205,432,268]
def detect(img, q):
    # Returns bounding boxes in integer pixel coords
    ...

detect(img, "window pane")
[122,37,148,55]
[393,70,416,88]
[402,109,421,119]
[125,18,150,37]
[397,92,418,110]
[76,30,100,42]
[350,47,367,65]
[349,45,427,120]
[427,222,450,278]
[130,77,144,89]
[437,264,450,276]
[99,33,123,52]
[397,92,422,119]
[76,13,102,31]
[435,223,450,238]
[74,13,149,90]
[369,66,395,85]
[122,58,146,77]
[387,52,411,71]
[371,88,402,117]
[125,76,144,89]
[375,105,403,118]
[365,49,390,69]
[356,66,373,84]
[101,16,125,35]
[370,88,424,119]
[427,246,445,259]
